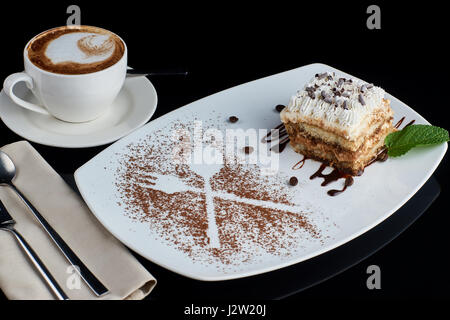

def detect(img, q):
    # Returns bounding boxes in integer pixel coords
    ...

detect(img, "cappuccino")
[26,25,125,75]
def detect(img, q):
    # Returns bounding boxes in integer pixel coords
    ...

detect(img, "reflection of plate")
[75,63,447,281]
[0,76,157,148]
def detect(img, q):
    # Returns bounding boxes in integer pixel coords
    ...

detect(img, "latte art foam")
[45,32,114,64]
[27,26,125,75]
[77,34,114,57]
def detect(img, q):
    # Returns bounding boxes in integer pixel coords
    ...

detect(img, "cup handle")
[3,72,50,115]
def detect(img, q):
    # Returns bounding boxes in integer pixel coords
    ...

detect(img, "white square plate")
[75,63,447,281]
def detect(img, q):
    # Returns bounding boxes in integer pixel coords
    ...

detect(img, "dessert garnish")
[384,124,449,157]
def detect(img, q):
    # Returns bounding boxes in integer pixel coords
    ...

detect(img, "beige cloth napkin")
[0,141,156,300]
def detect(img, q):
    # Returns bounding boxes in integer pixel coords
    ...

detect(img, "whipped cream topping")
[286,72,386,129]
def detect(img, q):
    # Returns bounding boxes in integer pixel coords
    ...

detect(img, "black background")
[0,0,449,304]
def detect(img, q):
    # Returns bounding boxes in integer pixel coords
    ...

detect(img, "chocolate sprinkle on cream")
[324,97,334,104]
[285,72,386,130]
[317,73,328,80]
[342,101,348,109]
[358,94,366,105]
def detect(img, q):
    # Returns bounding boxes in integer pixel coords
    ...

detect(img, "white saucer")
[0,76,157,148]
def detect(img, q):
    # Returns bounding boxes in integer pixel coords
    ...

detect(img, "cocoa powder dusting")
[114,118,323,267]
[210,163,292,205]
[213,198,320,265]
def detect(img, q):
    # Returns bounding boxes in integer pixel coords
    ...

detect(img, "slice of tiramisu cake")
[280,72,394,175]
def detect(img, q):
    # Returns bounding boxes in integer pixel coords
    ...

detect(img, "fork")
[0,200,69,300]
[133,172,306,215]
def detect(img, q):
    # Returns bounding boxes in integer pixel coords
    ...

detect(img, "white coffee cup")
[3,26,127,123]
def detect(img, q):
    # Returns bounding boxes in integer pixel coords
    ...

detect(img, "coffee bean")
[289,176,298,186]
[229,116,239,123]
[243,146,254,154]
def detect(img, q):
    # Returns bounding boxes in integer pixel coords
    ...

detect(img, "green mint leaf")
[385,124,449,157]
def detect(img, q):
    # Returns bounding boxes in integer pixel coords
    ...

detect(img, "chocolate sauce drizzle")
[394,116,415,129]
[272,138,290,153]
[308,164,354,196]
[292,155,308,170]
[404,119,415,128]
[261,116,290,153]
[364,116,415,170]
[262,123,286,143]
[328,177,354,196]
[310,164,343,186]
[365,148,388,168]
[394,116,405,129]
